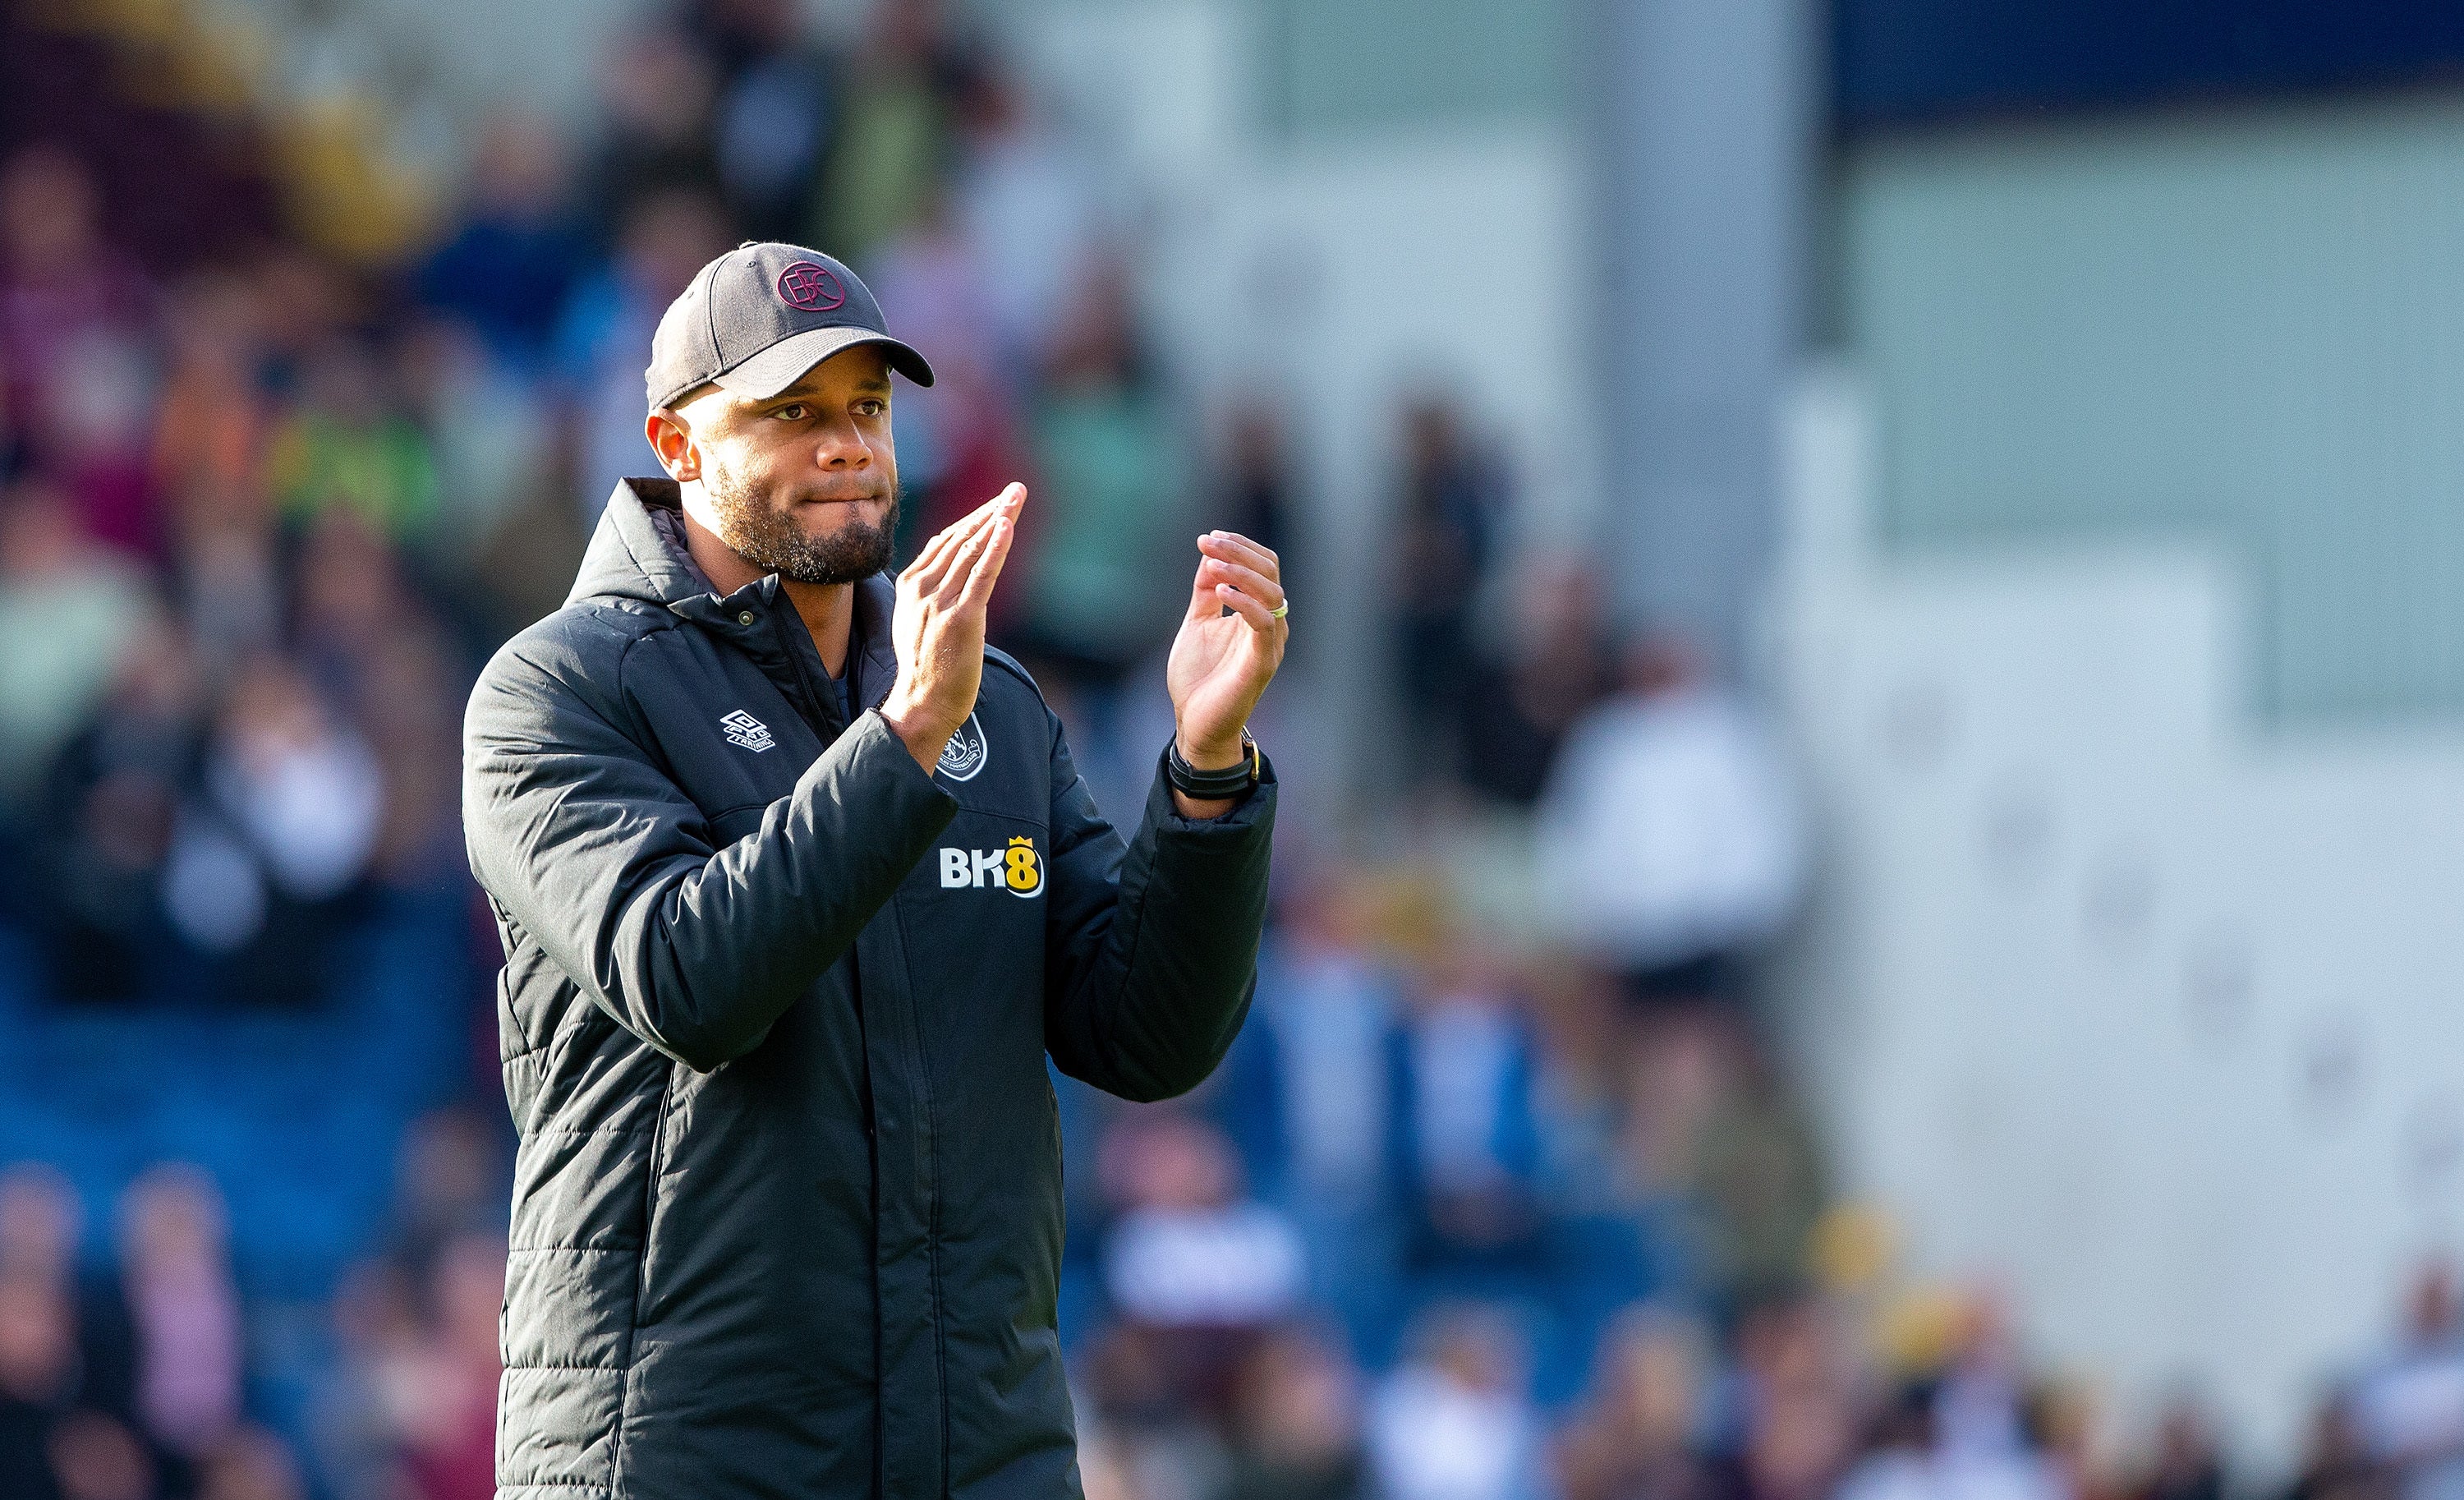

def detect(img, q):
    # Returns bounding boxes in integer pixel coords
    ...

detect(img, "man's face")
[660,345,901,585]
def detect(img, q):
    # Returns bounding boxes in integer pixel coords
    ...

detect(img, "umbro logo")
[719,710,775,752]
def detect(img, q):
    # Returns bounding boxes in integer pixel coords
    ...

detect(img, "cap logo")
[776,260,845,313]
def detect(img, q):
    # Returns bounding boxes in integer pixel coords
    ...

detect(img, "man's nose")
[815,420,871,470]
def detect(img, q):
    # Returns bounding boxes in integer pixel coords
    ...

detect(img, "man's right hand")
[878,483,1024,774]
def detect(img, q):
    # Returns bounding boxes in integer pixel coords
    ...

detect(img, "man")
[461,242,1286,1499]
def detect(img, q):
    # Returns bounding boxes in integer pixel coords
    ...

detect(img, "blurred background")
[7,0,2464,1498]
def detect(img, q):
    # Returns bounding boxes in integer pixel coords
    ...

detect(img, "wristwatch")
[1165,729,1259,801]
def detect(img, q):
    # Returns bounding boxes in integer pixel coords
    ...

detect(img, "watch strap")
[1165,730,1259,800]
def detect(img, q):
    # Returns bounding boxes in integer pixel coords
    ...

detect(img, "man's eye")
[856,399,886,416]
[775,403,809,421]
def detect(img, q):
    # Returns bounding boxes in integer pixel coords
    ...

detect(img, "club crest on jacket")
[937,713,988,781]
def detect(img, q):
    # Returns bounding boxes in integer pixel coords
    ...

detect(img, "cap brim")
[713,326,936,398]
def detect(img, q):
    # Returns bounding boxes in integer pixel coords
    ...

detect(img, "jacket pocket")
[629,1061,681,1330]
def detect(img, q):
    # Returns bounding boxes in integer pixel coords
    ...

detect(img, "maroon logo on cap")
[776,260,845,312]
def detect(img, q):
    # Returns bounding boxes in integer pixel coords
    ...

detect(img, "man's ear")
[646,407,700,481]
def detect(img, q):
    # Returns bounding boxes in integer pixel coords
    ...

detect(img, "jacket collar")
[575,477,901,718]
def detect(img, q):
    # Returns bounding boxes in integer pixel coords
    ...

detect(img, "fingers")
[1214,582,1280,633]
[963,483,1025,536]
[1185,554,1225,621]
[1198,557,1284,614]
[907,491,1003,586]
[904,524,963,587]
[1198,531,1279,581]
[905,484,1025,588]
[1189,530,1282,622]
[936,511,1003,602]
[957,512,1015,609]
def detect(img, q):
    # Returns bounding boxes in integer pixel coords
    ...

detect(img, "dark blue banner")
[1837,0,2464,128]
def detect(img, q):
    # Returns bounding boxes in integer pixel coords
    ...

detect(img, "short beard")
[703,459,899,586]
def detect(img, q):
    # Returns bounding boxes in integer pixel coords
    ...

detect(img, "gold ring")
[1270,600,1289,619]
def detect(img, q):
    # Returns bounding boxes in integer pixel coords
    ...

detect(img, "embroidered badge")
[936,713,988,781]
[720,710,775,752]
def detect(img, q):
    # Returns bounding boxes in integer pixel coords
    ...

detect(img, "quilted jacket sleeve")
[1039,712,1276,1102]
[463,634,957,1072]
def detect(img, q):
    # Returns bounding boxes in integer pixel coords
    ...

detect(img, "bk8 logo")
[937,835,1044,897]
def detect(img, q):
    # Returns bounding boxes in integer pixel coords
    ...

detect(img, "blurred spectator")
[2135,1399,2227,1500]
[696,0,835,241]
[393,1231,503,1500]
[1078,1429,1143,1500]
[1215,399,1298,606]
[2352,1263,2464,1500]
[26,611,205,1001]
[149,271,271,536]
[0,1167,135,1426]
[554,186,733,525]
[47,1408,155,1500]
[223,647,384,870]
[151,273,283,679]
[2286,1394,2394,1500]
[195,1424,306,1500]
[274,509,463,881]
[1455,554,1620,808]
[208,651,384,908]
[0,1174,106,1500]
[0,481,153,802]
[804,0,974,267]
[1834,1383,1943,1500]
[1102,1115,1306,1419]
[1395,940,1546,1277]
[414,115,589,375]
[0,1270,71,1495]
[578,26,721,246]
[387,1109,509,1289]
[1017,255,1188,696]
[1686,1026,1826,1303]
[398,315,558,608]
[264,334,439,547]
[1217,1326,1372,1500]
[1533,634,1804,1011]
[949,62,1101,384]
[1249,871,1405,1332]
[1616,1009,1740,1202]
[0,145,159,557]
[865,186,1026,564]
[2034,1384,2111,1500]
[1726,1295,1856,1500]
[309,1260,424,1500]
[1922,1295,2063,1500]
[1391,398,1506,789]
[1367,1304,1551,1500]
[244,251,358,400]
[1558,1306,1721,1500]
[159,652,382,1003]
[118,1165,241,1460]
[45,320,160,564]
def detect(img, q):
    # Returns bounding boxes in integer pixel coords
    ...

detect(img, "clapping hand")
[879,484,1024,772]
[1165,531,1287,797]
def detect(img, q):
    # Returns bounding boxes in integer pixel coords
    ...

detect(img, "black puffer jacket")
[461,479,1275,1500]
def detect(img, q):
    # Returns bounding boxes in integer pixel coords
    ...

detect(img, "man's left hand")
[1165,531,1287,807]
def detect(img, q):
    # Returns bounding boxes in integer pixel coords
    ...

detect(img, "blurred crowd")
[2,2,2452,1500]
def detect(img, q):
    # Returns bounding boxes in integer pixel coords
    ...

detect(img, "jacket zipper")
[764,607,840,739]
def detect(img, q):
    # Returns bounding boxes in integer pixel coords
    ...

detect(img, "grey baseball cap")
[645,242,935,412]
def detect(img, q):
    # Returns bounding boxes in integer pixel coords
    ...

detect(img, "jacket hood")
[568,476,732,610]
[573,476,899,707]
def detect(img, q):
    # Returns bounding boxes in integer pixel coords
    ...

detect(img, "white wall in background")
[1770,367,2464,1469]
